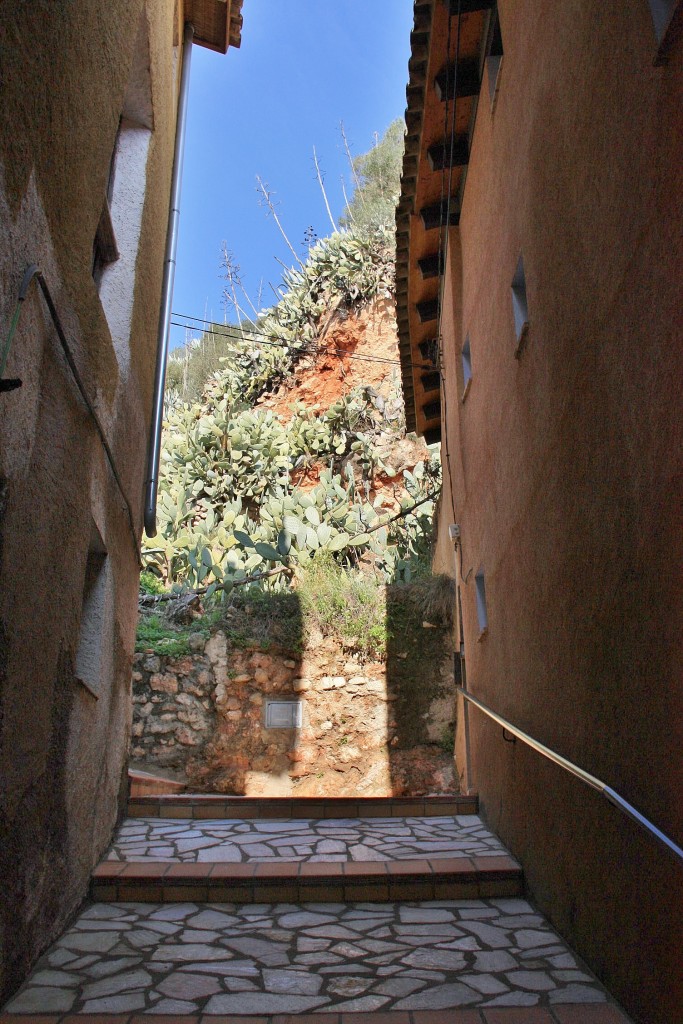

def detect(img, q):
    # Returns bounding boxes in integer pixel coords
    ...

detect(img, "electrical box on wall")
[265,700,303,729]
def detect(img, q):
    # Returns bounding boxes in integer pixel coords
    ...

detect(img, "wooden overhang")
[183,0,244,53]
[395,0,495,439]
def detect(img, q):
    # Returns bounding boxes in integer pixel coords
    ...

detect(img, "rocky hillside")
[134,138,455,794]
[142,227,440,598]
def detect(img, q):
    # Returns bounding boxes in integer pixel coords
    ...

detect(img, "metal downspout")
[144,21,194,536]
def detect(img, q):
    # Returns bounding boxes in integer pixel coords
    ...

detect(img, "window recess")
[92,142,120,285]
[485,8,504,109]
[75,526,111,699]
[475,569,489,639]
[648,0,682,57]
[462,335,472,400]
[95,12,154,373]
[511,255,530,356]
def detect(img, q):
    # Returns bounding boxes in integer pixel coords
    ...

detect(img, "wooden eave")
[183,0,243,54]
[395,0,492,437]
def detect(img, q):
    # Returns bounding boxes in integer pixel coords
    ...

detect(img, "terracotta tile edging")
[0,1006,634,1023]
[209,862,256,879]
[125,793,479,820]
[385,859,435,876]
[89,845,525,903]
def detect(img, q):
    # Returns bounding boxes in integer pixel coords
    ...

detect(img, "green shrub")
[135,615,209,657]
[438,723,456,755]
[135,616,191,657]
[139,570,166,595]
[219,588,303,652]
[297,553,388,660]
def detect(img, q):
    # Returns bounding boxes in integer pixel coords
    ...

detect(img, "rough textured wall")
[0,0,178,1004]
[131,631,457,798]
[440,3,683,1022]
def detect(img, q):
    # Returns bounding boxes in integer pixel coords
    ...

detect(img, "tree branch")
[139,565,293,605]
[256,176,305,270]
[313,146,338,234]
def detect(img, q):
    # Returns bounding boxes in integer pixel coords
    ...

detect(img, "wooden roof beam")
[428,135,470,171]
[418,253,444,279]
[184,0,243,53]
[419,198,461,230]
[435,60,481,101]
[443,0,494,13]
[416,298,439,323]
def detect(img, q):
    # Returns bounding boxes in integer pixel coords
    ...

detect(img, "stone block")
[149,673,178,694]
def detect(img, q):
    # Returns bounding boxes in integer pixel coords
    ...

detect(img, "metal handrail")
[1,264,141,564]
[457,685,683,864]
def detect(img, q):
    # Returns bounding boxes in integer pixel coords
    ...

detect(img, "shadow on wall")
[385,574,458,796]
[132,590,304,796]
[131,574,458,797]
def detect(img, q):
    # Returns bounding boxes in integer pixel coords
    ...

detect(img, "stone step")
[126,794,477,820]
[0,1006,634,1022]
[129,768,187,798]
[92,854,524,904]
[2,898,633,1018]
[109,810,505,864]
[95,809,517,904]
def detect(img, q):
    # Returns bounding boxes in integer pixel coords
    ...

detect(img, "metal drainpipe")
[144,21,194,536]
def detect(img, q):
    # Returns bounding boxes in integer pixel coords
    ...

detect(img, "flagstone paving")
[4,898,612,1015]
[107,815,506,863]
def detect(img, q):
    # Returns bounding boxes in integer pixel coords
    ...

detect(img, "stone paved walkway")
[4,899,612,1015]
[107,815,506,864]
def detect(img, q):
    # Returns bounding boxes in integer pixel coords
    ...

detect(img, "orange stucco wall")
[437,3,682,1022]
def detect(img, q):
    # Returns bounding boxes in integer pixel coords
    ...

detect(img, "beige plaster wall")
[0,0,180,1003]
[439,3,683,1022]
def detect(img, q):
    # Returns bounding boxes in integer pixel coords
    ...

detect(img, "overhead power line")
[170,311,405,367]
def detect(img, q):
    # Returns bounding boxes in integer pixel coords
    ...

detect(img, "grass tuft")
[297,553,388,661]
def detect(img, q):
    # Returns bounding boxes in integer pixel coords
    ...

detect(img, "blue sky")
[170,0,413,348]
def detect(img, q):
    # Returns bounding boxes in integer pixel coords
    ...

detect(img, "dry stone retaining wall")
[131,631,456,797]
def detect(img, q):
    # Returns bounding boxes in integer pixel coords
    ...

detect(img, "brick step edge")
[126,794,478,820]
[91,854,523,903]
[129,768,187,798]
[0,1002,635,1023]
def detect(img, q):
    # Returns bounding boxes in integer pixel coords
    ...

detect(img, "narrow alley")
[0,2,680,1024]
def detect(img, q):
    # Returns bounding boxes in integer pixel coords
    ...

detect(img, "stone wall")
[131,631,456,797]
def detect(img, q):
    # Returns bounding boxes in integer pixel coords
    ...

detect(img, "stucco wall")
[0,0,179,1003]
[440,3,683,1022]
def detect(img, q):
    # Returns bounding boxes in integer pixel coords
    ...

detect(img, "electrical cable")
[170,319,400,366]
[457,536,473,584]
[170,313,436,371]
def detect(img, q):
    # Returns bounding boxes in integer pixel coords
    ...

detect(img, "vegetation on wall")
[144,379,440,598]
[142,122,443,642]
